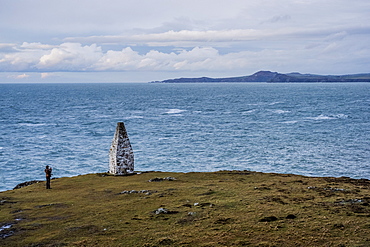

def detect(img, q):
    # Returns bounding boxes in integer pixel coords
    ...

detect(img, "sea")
[0,82,369,191]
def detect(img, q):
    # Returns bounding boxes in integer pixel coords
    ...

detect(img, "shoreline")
[9,170,370,192]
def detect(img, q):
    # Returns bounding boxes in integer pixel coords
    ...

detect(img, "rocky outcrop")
[109,122,134,175]
[13,180,42,190]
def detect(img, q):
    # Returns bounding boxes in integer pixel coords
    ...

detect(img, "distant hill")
[152,71,370,83]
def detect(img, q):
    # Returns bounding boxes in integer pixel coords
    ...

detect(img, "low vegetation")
[1,171,370,246]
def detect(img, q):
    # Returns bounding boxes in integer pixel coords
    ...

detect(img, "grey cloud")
[0,43,18,53]
[63,24,369,48]
[266,15,292,23]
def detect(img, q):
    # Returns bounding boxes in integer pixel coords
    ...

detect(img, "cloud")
[40,72,54,79]
[63,29,296,46]
[0,42,258,72]
[1,0,370,82]
[94,46,235,71]
[63,24,370,49]
[0,52,41,71]
[20,42,56,50]
[37,43,102,70]
[0,43,17,53]
[94,47,142,70]
[1,35,370,76]
[264,15,292,24]
[8,73,30,79]
[63,29,261,47]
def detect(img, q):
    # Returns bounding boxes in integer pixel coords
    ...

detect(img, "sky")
[1,0,370,83]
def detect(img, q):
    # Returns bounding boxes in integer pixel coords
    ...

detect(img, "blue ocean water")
[0,83,369,191]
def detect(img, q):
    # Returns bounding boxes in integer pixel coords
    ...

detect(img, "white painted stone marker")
[109,122,134,175]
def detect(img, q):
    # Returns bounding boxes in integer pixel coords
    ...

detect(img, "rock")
[119,190,156,195]
[335,198,365,205]
[286,214,297,219]
[154,208,168,214]
[214,217,233,224]
[148,177,176,182]
[0,200,16,205]
[153,208,179,215]
[13,180,42,190]
[193,202,213,207]
[109,122,134,175]
[0,221,18,239]
[254,186,271,190]
[259,216,278,222]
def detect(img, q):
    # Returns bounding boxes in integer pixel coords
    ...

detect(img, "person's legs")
[46,178,51,189]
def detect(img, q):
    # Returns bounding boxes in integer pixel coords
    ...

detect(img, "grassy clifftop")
[1,171,370,246]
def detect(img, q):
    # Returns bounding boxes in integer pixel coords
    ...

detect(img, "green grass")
[1,171,370,246]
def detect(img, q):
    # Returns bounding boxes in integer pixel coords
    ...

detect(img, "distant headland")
[151,71,370,83]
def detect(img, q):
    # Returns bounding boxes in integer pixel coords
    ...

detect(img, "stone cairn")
[109,122,134,175]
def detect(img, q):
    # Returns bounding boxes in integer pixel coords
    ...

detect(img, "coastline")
[1,170,370,246]
[8,170,370,192]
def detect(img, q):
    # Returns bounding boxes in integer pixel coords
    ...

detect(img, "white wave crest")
[165,109,187,114]
[18,123,46,127]
[269,101,284,105]
[271,109,290,114]
[307,114,348,120]
[334,114,349,119]
[282,120,298,124]
[125,116,144,119]
[242,109,256,114]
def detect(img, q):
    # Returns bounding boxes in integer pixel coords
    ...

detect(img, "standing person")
[44,165,52,189]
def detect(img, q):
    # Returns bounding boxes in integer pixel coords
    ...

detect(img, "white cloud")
[37,43,102,70]
[40,72,55,79]
[94,47,141,70]
[8,73,30,79]
[0,50,44,71]
[94,46,225,71]
[20,42,56,50]
[0,37,369,76]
